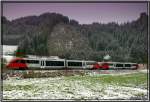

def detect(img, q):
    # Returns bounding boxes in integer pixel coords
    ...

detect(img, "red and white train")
[5,56,139,70]
[92,62,138,70]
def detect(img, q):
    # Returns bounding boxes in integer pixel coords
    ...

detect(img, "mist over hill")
[2,12,148,62]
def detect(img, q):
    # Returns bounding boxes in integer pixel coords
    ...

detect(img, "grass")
[64,72,148,88]
[134,92,145,97]
[3,71,148,100]
[3,84,35,91]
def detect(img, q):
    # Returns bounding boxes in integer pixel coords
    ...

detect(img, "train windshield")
[11,59,26,63]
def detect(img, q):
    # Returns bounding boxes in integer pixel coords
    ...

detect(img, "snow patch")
[3,76,148,100]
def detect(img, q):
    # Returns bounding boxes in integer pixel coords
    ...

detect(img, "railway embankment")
[2,68,148,80]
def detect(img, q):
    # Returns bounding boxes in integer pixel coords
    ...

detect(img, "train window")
[57,61,64,66]
[116,64,123,67]
[20,60,26,63]
[68,62,82,66]
[26,60,39,64]
[125,64,131,67]
[27,60,30,63]
[46,61,64,66]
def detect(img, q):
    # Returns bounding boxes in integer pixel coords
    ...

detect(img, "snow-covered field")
[3,70,148,100]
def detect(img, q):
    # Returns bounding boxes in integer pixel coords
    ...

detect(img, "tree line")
[2,12,148,63]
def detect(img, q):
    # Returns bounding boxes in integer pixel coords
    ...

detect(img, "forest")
[2,12,148,63]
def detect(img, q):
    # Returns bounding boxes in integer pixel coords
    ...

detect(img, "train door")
[82,61,86,69]
[65,60,68,69]
[40,60,45,68]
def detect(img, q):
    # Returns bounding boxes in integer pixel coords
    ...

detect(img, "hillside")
[2,12,148,62]
[47,23,92,60]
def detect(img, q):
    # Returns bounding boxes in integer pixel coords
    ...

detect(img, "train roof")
[66,60,85,62]
[97,62,137,64]
[23,57,65,61]
[26,55,64,59]
[84,60,96,62]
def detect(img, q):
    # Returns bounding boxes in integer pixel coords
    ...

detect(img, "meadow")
[3,70,148,100]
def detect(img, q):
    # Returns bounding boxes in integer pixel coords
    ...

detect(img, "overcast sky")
[3,3,147,24]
